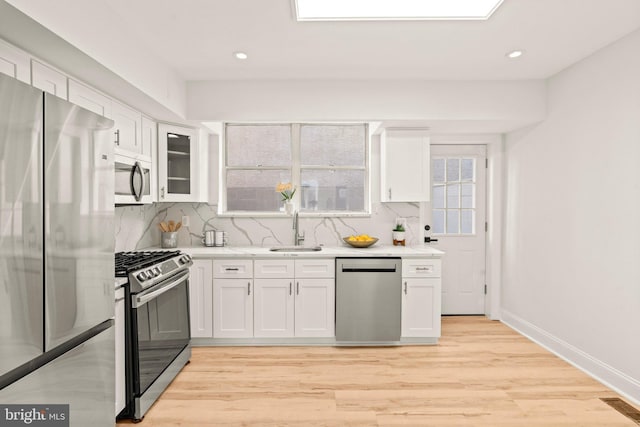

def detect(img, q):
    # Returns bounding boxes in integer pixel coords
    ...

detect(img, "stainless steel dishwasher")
[335,257,402,344]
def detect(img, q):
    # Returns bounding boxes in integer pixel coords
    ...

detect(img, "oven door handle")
[133,269,189,308]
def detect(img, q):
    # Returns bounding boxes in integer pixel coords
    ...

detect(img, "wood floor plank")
[117,316,639,426]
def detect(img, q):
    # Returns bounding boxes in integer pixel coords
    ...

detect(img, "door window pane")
[446,159,460,181]
[446,210,459,234]
[447,184,460,208]
[432,184,445,209]
[432,155,479,235]
[433,210,445,234]
[432,158,445,183]
[461,159,475,181]
[461,183,474,208]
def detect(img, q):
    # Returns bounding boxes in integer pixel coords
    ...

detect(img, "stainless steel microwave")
[115,156,152,204]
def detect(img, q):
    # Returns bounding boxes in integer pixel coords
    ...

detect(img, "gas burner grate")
[115,250,181,276]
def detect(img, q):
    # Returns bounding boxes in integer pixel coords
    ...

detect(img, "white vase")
[284,201,294,215]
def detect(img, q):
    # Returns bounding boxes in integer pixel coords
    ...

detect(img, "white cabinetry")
[112,100,143,159]
[213,260,253,338]
[158,123,199,202]
[254,260,295,338]
[189,259,213,338]
[0,38,30,83]
[141,116,157,200]
[31,60,67,100]
[114,286,125,416]
[236,258,335,339]
[381,129,431,202]
[294,259,335,337]
[401,258,441,338]
[68,79,112,118]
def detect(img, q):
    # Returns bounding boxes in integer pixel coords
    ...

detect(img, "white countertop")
[148,244,444,258]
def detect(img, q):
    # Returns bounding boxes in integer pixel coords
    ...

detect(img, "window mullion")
[291,124,301,210]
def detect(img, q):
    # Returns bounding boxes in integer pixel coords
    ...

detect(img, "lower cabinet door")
[213,279,253,338]
[401,278,441,338]
[189,260,213,338]
[294,278,335,338]
[254,279,294,338]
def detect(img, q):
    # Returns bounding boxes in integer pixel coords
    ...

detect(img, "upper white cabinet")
[31,60,67,100]
[158,123,199,202]
[68,79,112,118]
[112,100,143,159]
[0,38,30,83]
[380,129,431,202]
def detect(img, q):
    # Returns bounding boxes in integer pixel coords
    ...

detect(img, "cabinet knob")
[388,188,392,200]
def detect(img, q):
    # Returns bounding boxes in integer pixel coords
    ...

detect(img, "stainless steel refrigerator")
[0,73,115,426]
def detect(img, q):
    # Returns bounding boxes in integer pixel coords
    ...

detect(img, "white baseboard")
[501,309,640,406]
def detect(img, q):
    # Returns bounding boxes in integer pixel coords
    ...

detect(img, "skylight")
[295,0,504,21]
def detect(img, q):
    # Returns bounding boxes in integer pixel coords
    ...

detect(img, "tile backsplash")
[115,202,421,251]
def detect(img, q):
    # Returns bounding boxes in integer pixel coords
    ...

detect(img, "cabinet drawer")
[402,258,441,278]
[254,259,294,278]
[295,259,335,278]
[213,259,253,278]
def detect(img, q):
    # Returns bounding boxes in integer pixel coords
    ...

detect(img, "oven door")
[115,156,152,204]
[131,269,190,396]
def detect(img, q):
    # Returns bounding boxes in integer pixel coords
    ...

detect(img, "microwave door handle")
[131,161,144,202]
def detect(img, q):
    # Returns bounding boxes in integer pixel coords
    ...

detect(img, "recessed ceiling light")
[234,52,248,60]
[295,0,504,21]
[506,50,524,59]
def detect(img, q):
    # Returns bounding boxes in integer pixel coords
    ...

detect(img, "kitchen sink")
[269,246,322,252]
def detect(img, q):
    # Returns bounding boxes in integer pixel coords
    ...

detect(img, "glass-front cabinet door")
[158,123,199,202]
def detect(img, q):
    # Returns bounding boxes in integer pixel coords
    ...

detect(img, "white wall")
[187,79,545,133]
[502,29,640,402]
[3,0,186,119]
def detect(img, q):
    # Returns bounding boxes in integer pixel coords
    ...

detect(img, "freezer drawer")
[0,325,115,427]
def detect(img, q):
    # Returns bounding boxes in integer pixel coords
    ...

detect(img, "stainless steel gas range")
[115,250,193,421]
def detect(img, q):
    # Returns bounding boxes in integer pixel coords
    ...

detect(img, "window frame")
[220,122,371,217]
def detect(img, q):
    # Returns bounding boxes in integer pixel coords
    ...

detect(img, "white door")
[429,145,487,314]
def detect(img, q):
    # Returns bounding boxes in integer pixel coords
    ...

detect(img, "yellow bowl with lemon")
[343,234,378,248]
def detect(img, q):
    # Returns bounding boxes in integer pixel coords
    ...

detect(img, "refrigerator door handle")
[131,161,145,202]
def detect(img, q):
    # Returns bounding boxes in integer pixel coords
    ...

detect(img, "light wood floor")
[118,316,639,426]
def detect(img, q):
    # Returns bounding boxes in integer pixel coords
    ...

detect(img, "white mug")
[202,230,215,247]
[214,231,226,247]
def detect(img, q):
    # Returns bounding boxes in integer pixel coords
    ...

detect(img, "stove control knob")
[137,272,147,281]
[153,267,161,276]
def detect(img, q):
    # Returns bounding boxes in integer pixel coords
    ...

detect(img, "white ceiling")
[103,0,640,81]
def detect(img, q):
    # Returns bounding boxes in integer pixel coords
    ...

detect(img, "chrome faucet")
[293,211,305,246]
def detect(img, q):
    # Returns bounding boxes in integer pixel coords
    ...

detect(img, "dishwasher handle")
[340,266,397,273]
